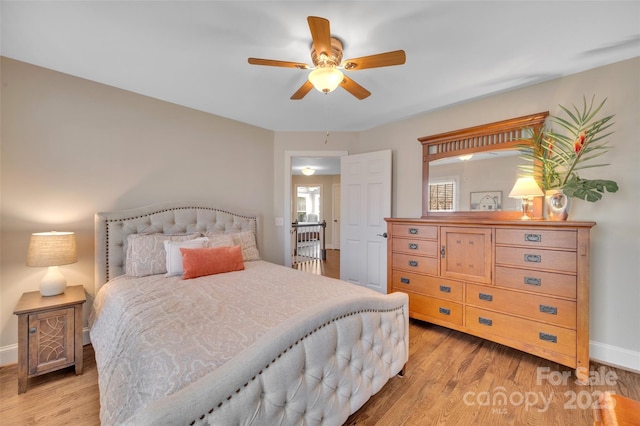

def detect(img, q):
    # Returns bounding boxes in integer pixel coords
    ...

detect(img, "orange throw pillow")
[180,245,245,279]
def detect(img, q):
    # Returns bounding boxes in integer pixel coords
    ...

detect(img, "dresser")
[386,218,594,382]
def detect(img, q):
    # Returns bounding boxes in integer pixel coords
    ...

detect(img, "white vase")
[546,189,571,221]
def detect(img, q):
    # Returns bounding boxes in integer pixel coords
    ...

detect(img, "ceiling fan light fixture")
[301,167,316,176]
[308,67,344,93]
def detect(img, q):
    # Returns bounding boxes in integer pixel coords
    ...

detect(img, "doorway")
[284,150,347,268]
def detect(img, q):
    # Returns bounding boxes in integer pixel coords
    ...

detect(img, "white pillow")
[164,237,209,276]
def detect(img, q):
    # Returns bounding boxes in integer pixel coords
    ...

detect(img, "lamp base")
[519,199,533,220]
[40,266,67,296]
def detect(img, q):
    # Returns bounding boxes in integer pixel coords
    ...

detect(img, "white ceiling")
[1,1,639,132]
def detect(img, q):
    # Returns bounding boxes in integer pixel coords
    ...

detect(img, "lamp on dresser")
[26,231,77,296]
[509,177,544,220]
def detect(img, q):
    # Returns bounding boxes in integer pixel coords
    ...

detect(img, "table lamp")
[26,231,77,296]
[509,177,544,220]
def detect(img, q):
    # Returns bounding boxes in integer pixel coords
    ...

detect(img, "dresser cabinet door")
[441,227,492,284]
[28,307,75,375]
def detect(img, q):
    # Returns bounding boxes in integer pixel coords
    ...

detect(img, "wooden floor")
[293,248,340,279]
[2,251,638,425]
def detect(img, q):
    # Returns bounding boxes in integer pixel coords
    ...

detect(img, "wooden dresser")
[386,218,594,381]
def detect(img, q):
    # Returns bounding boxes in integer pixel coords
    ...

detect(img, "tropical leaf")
[518,95,618,202]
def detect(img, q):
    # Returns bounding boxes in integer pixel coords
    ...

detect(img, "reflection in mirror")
[428,150,530,212]
[419,111,549,218]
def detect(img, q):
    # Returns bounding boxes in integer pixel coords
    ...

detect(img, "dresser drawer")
[392,238,438,256]
[466,306,576,358]
[496,228,577,250]
[392,270,462,302]
[408,293,463,326]
[392,224,437,240]
[495,246,576,273]
[495,266,577,299]
[466,283,576,328]
[392,253,438,275]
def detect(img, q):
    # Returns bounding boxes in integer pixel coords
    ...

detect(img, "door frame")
[284,150,348,267]
[332,183,341,250]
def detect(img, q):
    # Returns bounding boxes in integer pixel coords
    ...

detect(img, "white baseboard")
[590,340,640,373]
[0,327,91,367]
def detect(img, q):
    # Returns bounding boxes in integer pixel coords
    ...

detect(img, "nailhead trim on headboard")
[95,203,260,289]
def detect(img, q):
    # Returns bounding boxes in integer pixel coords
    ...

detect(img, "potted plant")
[519,95,619,219]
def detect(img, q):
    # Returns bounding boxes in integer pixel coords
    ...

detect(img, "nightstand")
[13,285,86,394]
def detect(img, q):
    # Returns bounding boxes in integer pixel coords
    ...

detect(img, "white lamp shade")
[27,231,77,296]
[509,177,544,199]
[27,232,77,267]
[308,67,344,93]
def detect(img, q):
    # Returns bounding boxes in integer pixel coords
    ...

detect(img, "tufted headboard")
[94,201,260,292]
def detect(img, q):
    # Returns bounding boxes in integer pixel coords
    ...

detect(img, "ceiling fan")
[248,16,406,100]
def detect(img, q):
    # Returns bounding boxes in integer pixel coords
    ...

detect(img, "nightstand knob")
[29,327,36,334]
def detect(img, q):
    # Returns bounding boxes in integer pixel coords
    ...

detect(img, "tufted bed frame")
[92,201,409,425]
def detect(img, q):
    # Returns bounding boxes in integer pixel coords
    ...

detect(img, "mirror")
[420,112,548,218]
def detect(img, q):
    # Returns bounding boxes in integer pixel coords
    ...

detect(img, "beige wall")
[0,58,276,360]
[2,56,638,371]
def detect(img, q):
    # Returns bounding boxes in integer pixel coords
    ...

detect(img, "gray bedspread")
[89,260,408,425]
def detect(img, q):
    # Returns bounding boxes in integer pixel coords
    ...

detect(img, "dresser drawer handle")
[525,233,542,243]
[539,332,557,343]
[408,243,418,250]
[409,228,418,234]
[539,305,558,315]
[29,327,37,334]
[524,276,542,286]
[438,307,451,315]
[479,293,493,302]
[408,260,418,267]
[524,254,542,263]
[400,277,410,284]
[478,317,493,326]
[439,285,451,293]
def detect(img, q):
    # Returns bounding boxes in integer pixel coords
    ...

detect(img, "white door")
[332,183,341,250]
[340,150,392,294]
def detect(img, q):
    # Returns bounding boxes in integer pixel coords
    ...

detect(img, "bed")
[89,201,409,425]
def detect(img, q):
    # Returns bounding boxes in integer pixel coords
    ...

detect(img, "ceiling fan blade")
[290,80,314,100]
[342,50,406,70]
[340,75,371,100]
[248,58,309,69]
[307,16,332,57]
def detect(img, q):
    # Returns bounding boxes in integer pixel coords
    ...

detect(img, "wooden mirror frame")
[419,111,549,219]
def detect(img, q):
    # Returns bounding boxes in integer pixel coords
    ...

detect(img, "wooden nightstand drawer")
[392,270,463,302]
[496,228,577,250]
[391,224,437,240]
[28,307,75,375]
[466,283,576,328]
[392,238,438,256]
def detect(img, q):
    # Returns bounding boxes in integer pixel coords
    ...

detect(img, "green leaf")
[562,177,619,202]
